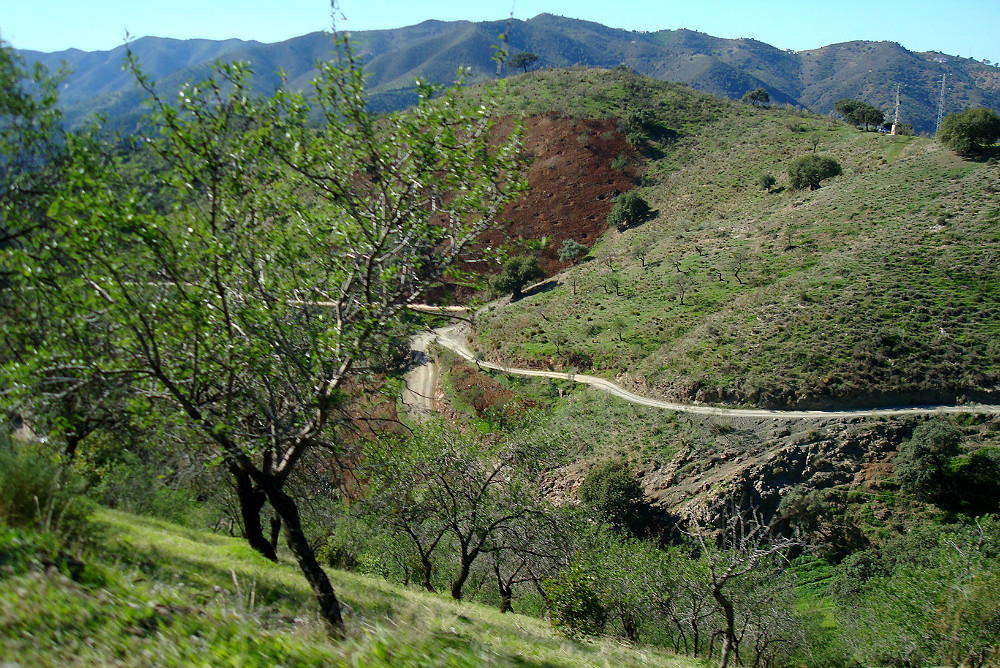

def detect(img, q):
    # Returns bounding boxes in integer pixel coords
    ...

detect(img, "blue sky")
[3,0,998,65]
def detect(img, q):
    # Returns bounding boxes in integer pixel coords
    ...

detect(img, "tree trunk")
[713,587,738,668]
[269,515,282,553]
[231,466,277,561]
[420,553,435,592]
[451,552,475,600]
[494,563,513,613]
[263,479,344,634]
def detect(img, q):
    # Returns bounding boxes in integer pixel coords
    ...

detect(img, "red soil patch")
[489,115,638,274]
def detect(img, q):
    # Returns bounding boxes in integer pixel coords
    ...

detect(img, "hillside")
[0,508,694,668]
[17,14,1000,133]
[471,68,1000,409]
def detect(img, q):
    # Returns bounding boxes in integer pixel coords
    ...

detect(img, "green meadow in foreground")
[0,508,696,668]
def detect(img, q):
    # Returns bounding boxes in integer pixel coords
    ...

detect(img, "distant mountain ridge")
[18,13,1000,133]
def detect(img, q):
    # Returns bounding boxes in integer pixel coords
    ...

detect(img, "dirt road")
[431,324,1000,421]
[401,331,439,421]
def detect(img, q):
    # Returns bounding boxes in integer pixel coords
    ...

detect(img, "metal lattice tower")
[935,74,947,134]
[891,83,902,134]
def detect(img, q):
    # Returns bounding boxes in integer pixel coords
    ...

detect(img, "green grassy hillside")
[476,69,1000,408]
[0,509,695,668]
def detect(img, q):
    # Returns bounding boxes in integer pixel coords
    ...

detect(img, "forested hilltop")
[3,33,999,668]
[20,13,1000,134]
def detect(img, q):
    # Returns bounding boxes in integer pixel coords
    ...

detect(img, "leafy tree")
[834,98,885,131]
[3,36,523,633]
[788,154,842,190]
[833,519,1000,668]
[491,255,545,300]
[954,448,1000,515]
[607,190,651,231]
[894,421,962,503]
[508,52,539,73]
[578,460,650,535]
[741,88,769,107]
[938,107,1000,154]
[0,42,72,254]
[557,238,588,263]
[778,487,866,561]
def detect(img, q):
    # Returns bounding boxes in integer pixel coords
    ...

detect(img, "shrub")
[758,173,776,192]
[545,561,608,638]
[557,239,588,262]
[578,460,650,535]
[607,191,651,230]
[0,440,94,538]
[893,421,962,503]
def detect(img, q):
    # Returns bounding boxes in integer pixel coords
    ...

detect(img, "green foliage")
[893,421,962,503]
[607,191,651,230]
[491,255,545,299]
[578,460,650,535]
[758,172,776,192]
[508,52,540,73]
[478,69,1000,408]
[778,487,866,561]
[741,88,769,107]
[3,34,524,630]
[834,98,885,131]
[545,561,609,638]
[557,239,588,262]
[0,441,94,539]
[787,154,842,190]
[833,518,1000,668]
[938,107,1000,154]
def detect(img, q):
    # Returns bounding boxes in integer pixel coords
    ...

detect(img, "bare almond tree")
[687,509,801,668]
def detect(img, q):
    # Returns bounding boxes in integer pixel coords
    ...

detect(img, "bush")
[758,173,776,192]
[557,239,588,262]
[545,561,608,638]
[0,440,94,539]
[788,154,842,190]
[607,191,651,231]
[893,421,962,504]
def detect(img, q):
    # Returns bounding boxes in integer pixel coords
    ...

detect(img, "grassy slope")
[0,509,695,668]
[477,69,1000,408]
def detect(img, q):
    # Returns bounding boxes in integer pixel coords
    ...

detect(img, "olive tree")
[491,255,545,300]
[938,107,1000,154]
[788,154,842,190]
[834,99,884,131]
[607,190,651,231]
[741,88,769,107]
[3,37,523,632]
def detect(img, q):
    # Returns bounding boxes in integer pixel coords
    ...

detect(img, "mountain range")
[19,13,1000,135]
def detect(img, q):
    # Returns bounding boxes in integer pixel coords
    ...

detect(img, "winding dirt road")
[426,324,1000,421]
[401,331,439,421]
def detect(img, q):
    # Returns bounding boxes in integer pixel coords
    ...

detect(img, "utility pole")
[935,74,947,135]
